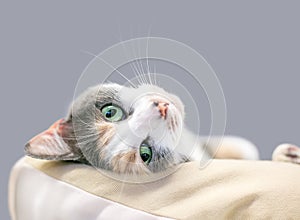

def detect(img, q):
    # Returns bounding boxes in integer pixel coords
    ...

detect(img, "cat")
[25,83,300,174]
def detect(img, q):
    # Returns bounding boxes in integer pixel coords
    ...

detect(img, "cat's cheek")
[96,122,116,146]
[110,150,150,174]
[110,150,135,173]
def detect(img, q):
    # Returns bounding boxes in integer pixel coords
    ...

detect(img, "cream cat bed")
[9,156,300,220]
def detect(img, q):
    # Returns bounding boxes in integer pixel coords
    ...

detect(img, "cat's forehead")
[96,84,176,100]
[119,84,171,102]
[75,83,184,114]
[123,84,185,115]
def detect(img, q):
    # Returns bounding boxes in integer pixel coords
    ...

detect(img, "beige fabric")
[25,157,300,219]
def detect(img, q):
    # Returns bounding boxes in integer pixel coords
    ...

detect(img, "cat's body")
[25,83,299,174]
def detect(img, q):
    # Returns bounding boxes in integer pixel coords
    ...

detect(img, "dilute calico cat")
[25,83,300,174]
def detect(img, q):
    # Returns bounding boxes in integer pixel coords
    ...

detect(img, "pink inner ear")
[26,119,75,158]
[29,119,64,144]
[48,119,65,134]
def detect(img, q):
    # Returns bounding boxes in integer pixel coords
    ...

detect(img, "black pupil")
[141,153,150,162]
[106,109,117,118]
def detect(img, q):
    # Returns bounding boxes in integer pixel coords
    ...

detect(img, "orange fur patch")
[97,123,115,146]
[111,150,136,173]
[111,150,148,174]
[96,121,116,158]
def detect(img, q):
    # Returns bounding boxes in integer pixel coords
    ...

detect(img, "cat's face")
[25,84,189,174]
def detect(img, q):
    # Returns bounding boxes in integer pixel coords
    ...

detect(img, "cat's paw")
[272,144,300,164]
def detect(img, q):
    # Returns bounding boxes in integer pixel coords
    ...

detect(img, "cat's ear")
[25,118,82,161]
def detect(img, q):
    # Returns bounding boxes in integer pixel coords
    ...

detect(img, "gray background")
[1,1,300,219]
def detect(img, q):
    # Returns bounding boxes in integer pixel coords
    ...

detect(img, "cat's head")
[25,83,191,174]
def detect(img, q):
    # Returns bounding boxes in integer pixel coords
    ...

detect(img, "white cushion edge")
[8,157,173,220]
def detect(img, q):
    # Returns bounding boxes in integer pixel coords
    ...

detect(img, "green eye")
[101,105,124,122]
[140,143,152,165]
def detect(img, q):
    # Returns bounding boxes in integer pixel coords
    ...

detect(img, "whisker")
[129,43,146,85]
[145,24,155,85]
[136,65,147,85]
[146,30,151,76]
[147,23,157,86]
[71,115,93,127]
[81,50,137,88]
[135,40,149,85]
[75,133,100,140]
[144,50,152,85]
[136,62,147,85]
[137,39,146,75]
[153,64,158,86]
[77,138,99,146]
[130,61,144,85]
[70,123,97,131]
[115,31,141,87]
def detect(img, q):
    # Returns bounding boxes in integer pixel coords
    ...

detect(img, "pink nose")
[154,101,169,119]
